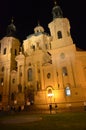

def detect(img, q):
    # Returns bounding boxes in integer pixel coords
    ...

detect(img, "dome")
[34,22,44,34]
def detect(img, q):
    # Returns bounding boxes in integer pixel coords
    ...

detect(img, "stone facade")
[0,3,86,111]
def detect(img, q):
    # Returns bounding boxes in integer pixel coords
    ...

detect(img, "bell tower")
[0,18,20,107]
[48,1,73,49]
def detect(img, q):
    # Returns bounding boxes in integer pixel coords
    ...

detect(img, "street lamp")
[47,89,54,100]
[47,89,54,114]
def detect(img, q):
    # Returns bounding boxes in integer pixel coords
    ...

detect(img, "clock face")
[60,53,65,59]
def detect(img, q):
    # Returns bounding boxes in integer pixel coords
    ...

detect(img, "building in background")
[0,2,86,111]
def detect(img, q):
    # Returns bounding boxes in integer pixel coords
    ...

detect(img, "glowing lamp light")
[48,93,54,97]
[14,100,17,105]
[1,82,3,86]
[65,87,71,96]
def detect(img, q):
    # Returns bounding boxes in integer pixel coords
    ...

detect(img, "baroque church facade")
[0,2,86,111]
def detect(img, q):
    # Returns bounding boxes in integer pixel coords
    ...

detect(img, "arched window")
[28,68,33,81]
[12,78,15,84]
[18,84,22,93]
[48,89,53,97]
[15,49,17,55]
[62,67,68,76]
[57,31,62,39]
[3,48,6,54]
[65,86,71,96]
[11,93,15,101]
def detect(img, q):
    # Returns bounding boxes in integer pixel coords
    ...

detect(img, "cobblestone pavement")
[1,116,42,124]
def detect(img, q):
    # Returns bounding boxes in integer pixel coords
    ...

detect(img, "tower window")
[3,48,6,54]
[12,78,15,84]
[62,67,68,76]
[32,45,35,51]
[15,49,17,55]
[28,68,33,81]
[57,31,62,39]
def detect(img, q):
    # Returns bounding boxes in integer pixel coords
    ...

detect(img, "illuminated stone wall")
[0,5,86,111]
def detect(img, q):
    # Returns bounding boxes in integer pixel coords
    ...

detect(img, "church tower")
[0,18,20,108]
[48,1,73,49]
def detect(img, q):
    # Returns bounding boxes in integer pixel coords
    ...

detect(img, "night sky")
[0,0,86,50]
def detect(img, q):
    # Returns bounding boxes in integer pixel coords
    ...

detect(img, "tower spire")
[52,0,63,19]
[6,17,16,37]
[54,0,57,5]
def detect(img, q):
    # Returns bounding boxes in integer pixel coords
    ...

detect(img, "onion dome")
[52,1,63,19]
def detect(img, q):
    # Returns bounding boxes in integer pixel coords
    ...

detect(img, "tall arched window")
[15,49,17,55]
[65,86,71,96]
[62,67,68,76]
[3,48,6,54]
[28,68,33,81]
[57,31,62,39]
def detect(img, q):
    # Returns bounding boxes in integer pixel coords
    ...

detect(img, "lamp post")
[47,89,54,114]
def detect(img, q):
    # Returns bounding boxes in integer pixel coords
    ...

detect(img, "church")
[0,2,86,111]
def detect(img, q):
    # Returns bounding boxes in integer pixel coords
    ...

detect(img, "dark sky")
[0,0,86,50]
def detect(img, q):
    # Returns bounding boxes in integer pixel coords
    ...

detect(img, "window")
[37,81,40,91]
[18,84,22,93]
[15,49,17,55]
[1,66,4,72]
[65,86,71,96]
[32,45,35,51]
[47,89,54,97]
[0,94,2,102]
[28,63,31,66]
[57,31,62,39]
[11,93,15,101]
[1,78,4,86]
[12,78,15,84]
[62,67,68,76]
[47,73,51,79]
[45,44,48,49]
[19,65,22,76]
[3,48,6,54]
[20,72,22,77]
[28,68,33,81]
